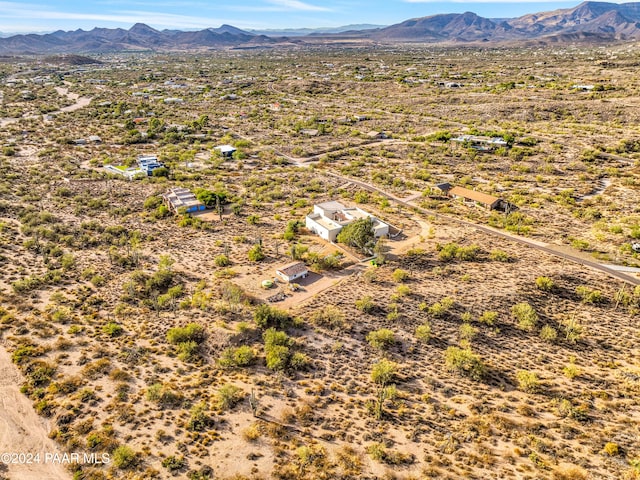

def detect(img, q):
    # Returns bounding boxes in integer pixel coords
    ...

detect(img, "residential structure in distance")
[137,155,165,175]
[162,187,206,214]
[451,134,508,151]
[305,201,389,242]
[275,261,309,283]
[214,144,237,158]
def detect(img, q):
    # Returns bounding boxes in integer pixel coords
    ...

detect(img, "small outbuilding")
[448,186,503,210]
[214,144,237,158]
[275,262,309,283]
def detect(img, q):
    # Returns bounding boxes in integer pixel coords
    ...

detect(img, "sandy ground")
[0,344,70,480]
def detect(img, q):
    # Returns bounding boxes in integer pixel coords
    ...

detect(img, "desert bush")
[366,443,414,465]
[102,321,123,337]
[392,268,409,283]
[575,286,604,304]
[265,345,290,371]
[540,325,558,342]
[187,401,213,431]
[215,384,245,411]
[355,296,375,313]
[162,455,186,472]
[516,370,540,393]
[254,304,291,329]
[563,315,584,343]
[535,276,555,291]
[145,383,183,407]
[247,243,265,262]
[511,302,538,331]
[310,305,346,329]
[444,347,485,381]
[437,242,480,262]
[366,328,395,350]
[479,310,498,325]
[428,297,454,317]
[490,249,511,262]
[242,423,261,442]
[112,445,137,469]
[214,254,230,267]
[218,346,255,368]
[167,323,205,344]
[552,464,588,480]
[415,323,431,342]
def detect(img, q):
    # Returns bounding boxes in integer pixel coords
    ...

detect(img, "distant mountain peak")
[129,23,160,34]
[1,2,640,53]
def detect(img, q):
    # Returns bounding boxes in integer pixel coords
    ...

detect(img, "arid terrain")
[0,44,639,480]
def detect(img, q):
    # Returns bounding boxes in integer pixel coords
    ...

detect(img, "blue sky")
[0,0,624,33]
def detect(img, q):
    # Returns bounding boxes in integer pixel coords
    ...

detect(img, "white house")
[214,144,237,158]
[275,261,309,283]
[305,201,389,242]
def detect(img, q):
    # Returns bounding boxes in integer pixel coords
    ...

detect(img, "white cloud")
[267,0,332,12]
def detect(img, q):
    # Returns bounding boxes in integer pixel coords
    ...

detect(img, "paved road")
[323,171,640,286]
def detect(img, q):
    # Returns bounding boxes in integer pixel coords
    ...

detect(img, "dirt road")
[0,344,70,480]
[323,171,640,286]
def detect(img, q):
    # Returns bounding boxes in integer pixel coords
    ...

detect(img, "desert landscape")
[0,11,639,480]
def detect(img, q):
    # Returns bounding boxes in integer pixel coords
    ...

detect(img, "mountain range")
[2,2,640,54]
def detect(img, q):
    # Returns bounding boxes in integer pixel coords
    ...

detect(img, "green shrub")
[355,296,375,313]
[215,384,245,411]
[214,254,230,267]
[187,401,213,431]
[444,347,485,381]
[167,323,205,344]
[535,276,555,292]
[575,286,604,304]
[265,345,290,371]
[540,325,558,342]
[366,328,395,350]
[247,243,265,262]
[112,445,137,469]
[516,370,540,393]
[102,321,123,337]
[490,249,511,262]
[310,305,346,329]
[392,269,409,283]
[162,455,186,472]
[479,311,498,325]
[415,323,431,342]
[511,302,538,331]
[218,346,255,368]
[254,304,291,329]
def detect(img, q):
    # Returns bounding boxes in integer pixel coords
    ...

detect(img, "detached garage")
[275,262,308,283]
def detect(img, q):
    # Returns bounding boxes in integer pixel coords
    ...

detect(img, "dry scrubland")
[0,44,639,480]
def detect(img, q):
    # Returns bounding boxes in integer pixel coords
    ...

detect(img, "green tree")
[370,359,399,420]
[336,217,375,253]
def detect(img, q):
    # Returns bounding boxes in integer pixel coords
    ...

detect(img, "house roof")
[214,144,237,153]
[162,187,204,210]
[435,182,452,192]
[316,200,347,212]
[449,186,500,206]
[276,261,308,277]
